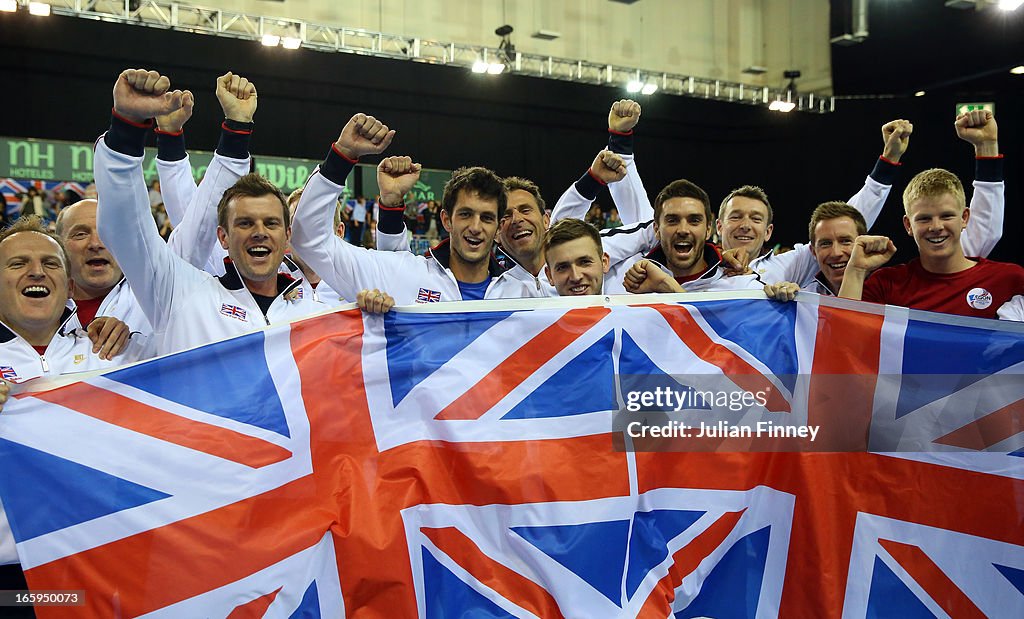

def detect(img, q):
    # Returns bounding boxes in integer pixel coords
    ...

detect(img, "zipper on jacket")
[40,355,49,373]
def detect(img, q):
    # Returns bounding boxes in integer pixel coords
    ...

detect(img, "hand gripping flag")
[0,292,1021,618]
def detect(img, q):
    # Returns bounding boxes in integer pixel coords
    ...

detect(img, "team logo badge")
[966,287,992,310]
[73,354,85,365]
[220,303,248,321]
[416,288,442,303]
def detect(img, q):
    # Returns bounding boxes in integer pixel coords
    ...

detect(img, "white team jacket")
[95,138,327,357]
[291,156,543,304]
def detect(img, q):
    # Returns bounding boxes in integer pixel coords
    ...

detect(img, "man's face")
[811,216,860,292]
[59,200,123,300]
[903,193,968,262]
[0,232,71,336]
[218,195,290,286]
[717,196,773,255]
[498,189,549,265]
[654,197,712,277]
[544,236,609,296]
[440,189,499,266]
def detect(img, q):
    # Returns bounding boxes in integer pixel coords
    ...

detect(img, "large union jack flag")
[0,292,1021,618]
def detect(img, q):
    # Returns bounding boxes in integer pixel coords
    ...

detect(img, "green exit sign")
[956,102,995,116]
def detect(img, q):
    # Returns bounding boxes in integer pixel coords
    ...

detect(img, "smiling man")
[55,199,152,347]
[839,168,1024,319]
[94,69,328,356]
[291,128,542,303]
[0,217,139,382]
[543,219,609,297]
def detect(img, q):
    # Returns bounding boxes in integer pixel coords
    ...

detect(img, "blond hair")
[903,168,965,214]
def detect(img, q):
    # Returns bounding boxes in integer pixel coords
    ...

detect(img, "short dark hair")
[503,176,546,214]
[654,179,712,225]
[0,216,70,271]
[441,167,507,220]
[217,174,289,229]
[719,185,773,224]
[808,201,867,244]
[543,218,602,256]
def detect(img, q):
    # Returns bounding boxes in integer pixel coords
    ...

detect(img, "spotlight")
[914,90,926,97]
[28,2,51,16]
[626,80,643,93]
[282,37,302,49]
[0,0,17,12]
[472,60,489,73]
[769,100,796,113]
[998,0,1023,10]
[1011,66,1024,75]
[261,34,280,46]
[641,83,658,95]
[495,25,513,37]
[487,63,505,75]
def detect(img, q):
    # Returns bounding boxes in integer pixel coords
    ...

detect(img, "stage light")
[626,80,643,93]
[769,100,796,112]
[0,0,17,13]
[998,0,1023,11]
[914,90,926,96]
[472,60,489,73]
[1011,66,1024,75]
[641,83,658,95]
[28,2,51,16]
[261,34,280,46]
[486,62,505,74]
[282,37,302,49]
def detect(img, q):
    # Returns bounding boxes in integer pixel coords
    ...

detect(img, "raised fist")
[589,150,627,184]
[113,69,185,123]
[881,119,913,163]
[377,156,422,207]
[155,90,195,133]
[848,235,896,272]
[335,113,395,161]
[608,99,641,133]
[216,71,257,123]
[955,110,998,156]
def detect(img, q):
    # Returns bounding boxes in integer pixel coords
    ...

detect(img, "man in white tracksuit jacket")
[94,69,327,357]
[291,116,542,305]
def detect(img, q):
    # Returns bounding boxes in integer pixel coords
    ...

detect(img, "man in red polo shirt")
[839,168,1024,319]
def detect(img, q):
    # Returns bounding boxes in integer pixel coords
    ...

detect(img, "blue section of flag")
[693,300,798,393]
[108,331,291,438]
[994,563,1024,596]
[384,311,515,407]
[896,319,1024,419]
[422,547,513,618]
[865,556,936,618]
[512,519,630,607]
[676,526,770,619]
[625,509,706,599]
[0,438,169,542]
[288,581,321,618]
[502,331,616,419]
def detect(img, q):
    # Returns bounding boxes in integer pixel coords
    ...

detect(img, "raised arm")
[550,149,626,225]
[95,69,210,330]
[604,99,654,225]
[838,235,897,302]
[154,91,197,227]
[291,114,417,301]
[166,73,256,274]
[955,110,1003,258]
